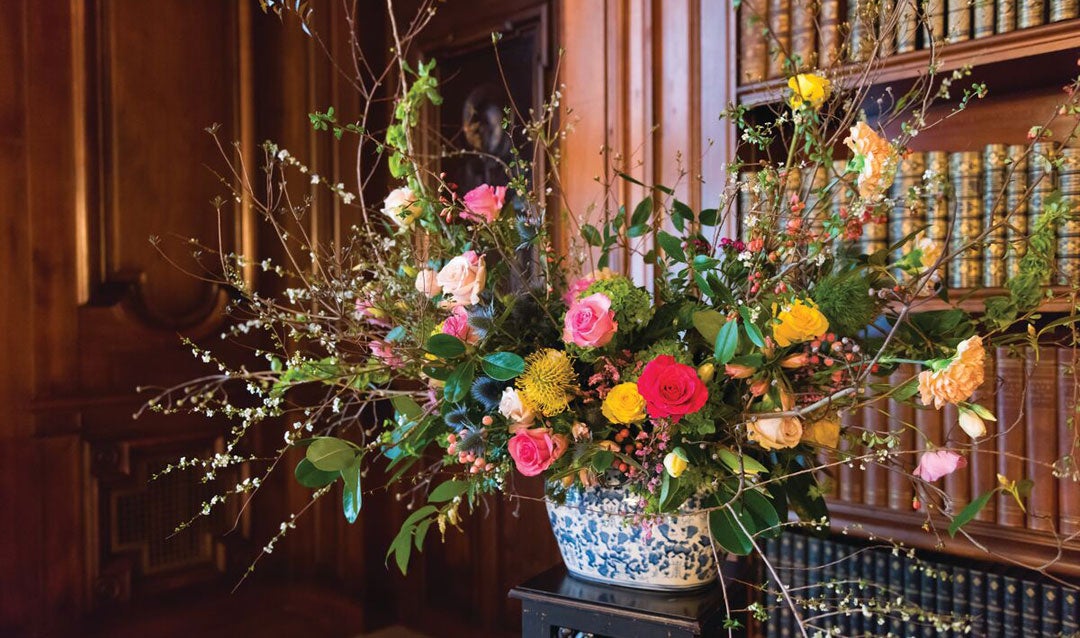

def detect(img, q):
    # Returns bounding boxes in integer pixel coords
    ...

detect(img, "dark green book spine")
[1061,586,1079,636]
[1002,575,1021,637]
[968,569,988,637]
[985,573,1005,636]
[1021,579,1041,634]
[919,564,937,638]
[952,567,970,628]
[1040,582,1062,637]
[779,534,794,638]
[806,535,822,607]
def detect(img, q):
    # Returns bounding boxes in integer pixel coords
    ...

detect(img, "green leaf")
[692,310,726,345]
[709,502,754,555]
[657,231,686,262]
[672,200,694,221]
[591,450,615,474]
[627,223,649,238]
[341,459,362,524]
[742,489,781,538]
[306,437,356,472]
[444,361,476,403]
[581,224,603,247]
[426,334,466,359]
[391,395,424,422]
[714,319,740,364]
[891,377,921,401]
[699,208,719,226]
[736,306,765,347]
[481,352,526,381]
[630,196,654,226]
[429,479,469,503]
[948,490,994,537]
[716,447,767,475]
[294,458,339,488]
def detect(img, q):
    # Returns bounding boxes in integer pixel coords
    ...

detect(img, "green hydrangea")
[584,276,653,329]
[633,339,692,368]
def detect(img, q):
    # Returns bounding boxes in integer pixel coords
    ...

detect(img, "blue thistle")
[444,405,472,430]
[471,376,505,411]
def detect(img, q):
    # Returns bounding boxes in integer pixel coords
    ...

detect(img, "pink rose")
[507,428,568,477]
[441,306,478,344]
[636,355,709,423]
[563,275,595,305]
[436,251,486,306]
[460,184,507,224]
[912,449,966,482]
[562,293,618,348]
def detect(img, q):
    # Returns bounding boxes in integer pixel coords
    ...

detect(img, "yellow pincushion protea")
[517,349,577,415]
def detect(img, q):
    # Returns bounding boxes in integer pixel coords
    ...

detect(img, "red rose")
[637,355,708,422]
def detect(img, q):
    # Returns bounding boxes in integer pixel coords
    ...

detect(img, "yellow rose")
[601,382,647,424]
[747,415,804,450]
[663,449,689,478]
[787,73,831,111]
[801,414,841,448]
[772,299,830,347]
[918,336,986,409]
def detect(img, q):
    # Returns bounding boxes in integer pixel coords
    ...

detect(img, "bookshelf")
[733,0,1080,580]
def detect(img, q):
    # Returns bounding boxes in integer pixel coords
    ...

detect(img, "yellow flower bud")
[697,362,716,383]
[663,449,689,478]
[787,73,831,111]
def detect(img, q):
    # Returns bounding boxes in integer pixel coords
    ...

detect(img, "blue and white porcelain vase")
[546,484,718,591]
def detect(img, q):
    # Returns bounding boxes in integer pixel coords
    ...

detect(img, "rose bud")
[725,363,756,379]
[780,353,811,369]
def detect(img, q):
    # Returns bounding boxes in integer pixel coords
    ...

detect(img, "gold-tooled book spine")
[1017,0,1045,28]
[889,152,927,264]
[739,171,759,243]
[983,144,1009,287]
[947,0,973,42]
[1030,141,1058,284]
[996,0,1018,32]
[879,0,897,57]
[804,164,830,237]
[948,151,983,289]
[740,0,769,84]
[924,0,947,47]
[1005,144,1029,278]
[924,151,951,282]
[818,0,842,67]
[790,0,818,70]
[896,0,919,52]
[848,0,874,62]
[1056,147,1080,286]
[1049,0,1078,20]
[974,0,996,37]
[768,0,792,78]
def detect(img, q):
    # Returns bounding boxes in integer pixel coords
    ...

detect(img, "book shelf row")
[761,533,1080,637]
[738,144,1080,290]
[833,345,1079,545]
[739,0,1080,84]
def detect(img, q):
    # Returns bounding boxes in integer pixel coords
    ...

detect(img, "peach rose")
[918,336,986,409]
[382,186,423,228]
[844,122,898,201]
[415,268,442,297]
[747,415,804,450]
[436,251,486,306]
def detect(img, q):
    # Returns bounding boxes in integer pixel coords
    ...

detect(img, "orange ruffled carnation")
[844,122,898,201]
[917,336,986,409]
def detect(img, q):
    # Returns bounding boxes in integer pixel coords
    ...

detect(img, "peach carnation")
[918,336,986,409]
[844,122,898,201]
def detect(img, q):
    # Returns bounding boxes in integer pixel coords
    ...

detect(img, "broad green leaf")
[426,333,466,359]
[444,361,476,403]
[481,352,526,380]
[429,479,469,503]
[391,395,424,422]
[699,208,719,226]
[657,231,685,262]
[692,310,725,345]
[581,224,602,247]
[948,489,993,537]
[714,319,739,364]
[709,503,754,555]
[627,223,649,238]
[294,458,339,488]
[742,489,781,538]
[716,447,767,475]
[341,459,362,524]
[414,518,434,551]
[672,200,694,221]
[306,437,356,472]
[631,196,654,226]
[591,450,615,474]
[737,306,766,347]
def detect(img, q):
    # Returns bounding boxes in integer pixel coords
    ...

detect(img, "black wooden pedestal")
[509,565,740,638]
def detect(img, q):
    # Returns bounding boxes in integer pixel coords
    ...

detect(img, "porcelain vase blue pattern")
[546,485,718,591]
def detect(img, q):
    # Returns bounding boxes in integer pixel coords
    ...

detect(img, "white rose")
[958,408,988,439]
[415,268,441,297]
[382,186,422,228]
[499,387,535,432]
[436,251,486,306]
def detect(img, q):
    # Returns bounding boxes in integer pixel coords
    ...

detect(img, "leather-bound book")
[924,151,950,282]
[1050,0,1080,20]
[948,151,983,289]
[739,0,770,84]
[969,352,998,522]
[818,0,842,66]
[1025,355,1057,531]
[897,0,920,51]
[848,0,874,62]
[1005,144,1029,279]
[946,0,972,42]
[995,346,1026,527]
[767,0,792,78]
[1058,347,1079,536]
[890,152,926,265]
[997,0,1018,31]
[924,0,947,47]
[1029,141,1058,285]
[975,0,997,36]
[887,364,917,510]
[1018,0,1046,29]
[839,406,862,504]
[862,392,887,508]
[880,0,897,56]
[790,0,817,69]
[983,144,1008,287]
[1056,147,1080,286]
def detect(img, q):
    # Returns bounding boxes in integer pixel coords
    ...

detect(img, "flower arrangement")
[146,0,1080,630]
